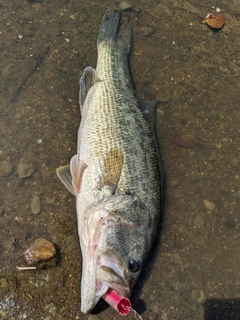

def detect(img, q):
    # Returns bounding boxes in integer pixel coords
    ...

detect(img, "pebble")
[6,237,16,251]
[45,303,58,315]
[31,195,41,214]
[230,157,239,167]
[173,251,183,265]
[87,315,101,320]
[24,237,56,265]
[0,277,8,288]
[208,152,216,162]
[63,235,76,252]
[119,1,140,13]
[139,26,154,36]
[0,160,13,177]
[46,196,56,204]
[204,200,215,211]
[197,290,205,303]
[193,215,205,227]
[17,162,34,178]
[132,5,141,13]
[119,1,133,11]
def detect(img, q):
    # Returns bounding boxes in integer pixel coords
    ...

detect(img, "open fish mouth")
[81,246,130,313]
[97,279,132,316]
[80,252,130,314]
[80,278,129,314]
[97,278,130,299]
[96,279,109,298]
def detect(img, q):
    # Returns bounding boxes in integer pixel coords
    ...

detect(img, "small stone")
[119,0,133,11]
[6,237,16,251]
[194,235,206,247]
[230,158,239,167]
[194,215,204,227]
[224,217,236,229]
[197,290,205,303]
[24,237,56,265]
[17,163,34,178]
[0,160,13,177]
[45,303,58,315]
[0,277,8,288]
[173,251,183,265]
[139,26,154,36]
[63,235,76,252]
[46,196,56,204]
[31,195,41,214]
[235,190,240,199]
[132,5,141,13]
[208,152,216,161]
[204,200,215,211]
[87,315,101,320]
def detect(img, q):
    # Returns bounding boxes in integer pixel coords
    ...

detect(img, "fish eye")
[128,259,140,272]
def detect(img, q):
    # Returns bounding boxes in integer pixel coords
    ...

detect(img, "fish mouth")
[80,251,130,314]
[80,273,107,314]
[97,277,130,300]
[80,277,129,314]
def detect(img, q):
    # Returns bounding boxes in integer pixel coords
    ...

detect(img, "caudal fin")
[98,8,121,43]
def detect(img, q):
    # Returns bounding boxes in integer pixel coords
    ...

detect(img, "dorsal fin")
[79,66,99,113]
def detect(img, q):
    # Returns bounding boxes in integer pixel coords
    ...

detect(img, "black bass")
[57,8,163,314]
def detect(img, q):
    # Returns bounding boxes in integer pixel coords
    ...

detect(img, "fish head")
[80,194,152,313]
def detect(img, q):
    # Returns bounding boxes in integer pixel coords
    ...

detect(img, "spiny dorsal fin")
[70,154,87,195]
[79,66,99,113]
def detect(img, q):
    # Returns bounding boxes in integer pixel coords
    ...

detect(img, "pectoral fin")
[70,154,87,195]
[56,165,76,196]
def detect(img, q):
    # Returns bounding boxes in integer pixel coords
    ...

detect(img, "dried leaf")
[170,135,205,148]
[203,13,225,29]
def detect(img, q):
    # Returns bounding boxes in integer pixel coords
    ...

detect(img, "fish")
[56,7,163,314]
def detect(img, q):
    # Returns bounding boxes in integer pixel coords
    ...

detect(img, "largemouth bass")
[57,8,163,314]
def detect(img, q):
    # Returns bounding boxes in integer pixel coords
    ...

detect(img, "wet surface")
[1,0,240,319]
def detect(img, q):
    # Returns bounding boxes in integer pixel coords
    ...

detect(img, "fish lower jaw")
[96,279,109,297]
[97,279,130,300]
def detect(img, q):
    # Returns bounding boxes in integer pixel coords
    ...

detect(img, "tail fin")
[98,8,121,43]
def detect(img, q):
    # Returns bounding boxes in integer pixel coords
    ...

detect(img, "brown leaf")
[170,135,205,148]
[203,13,225,29]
